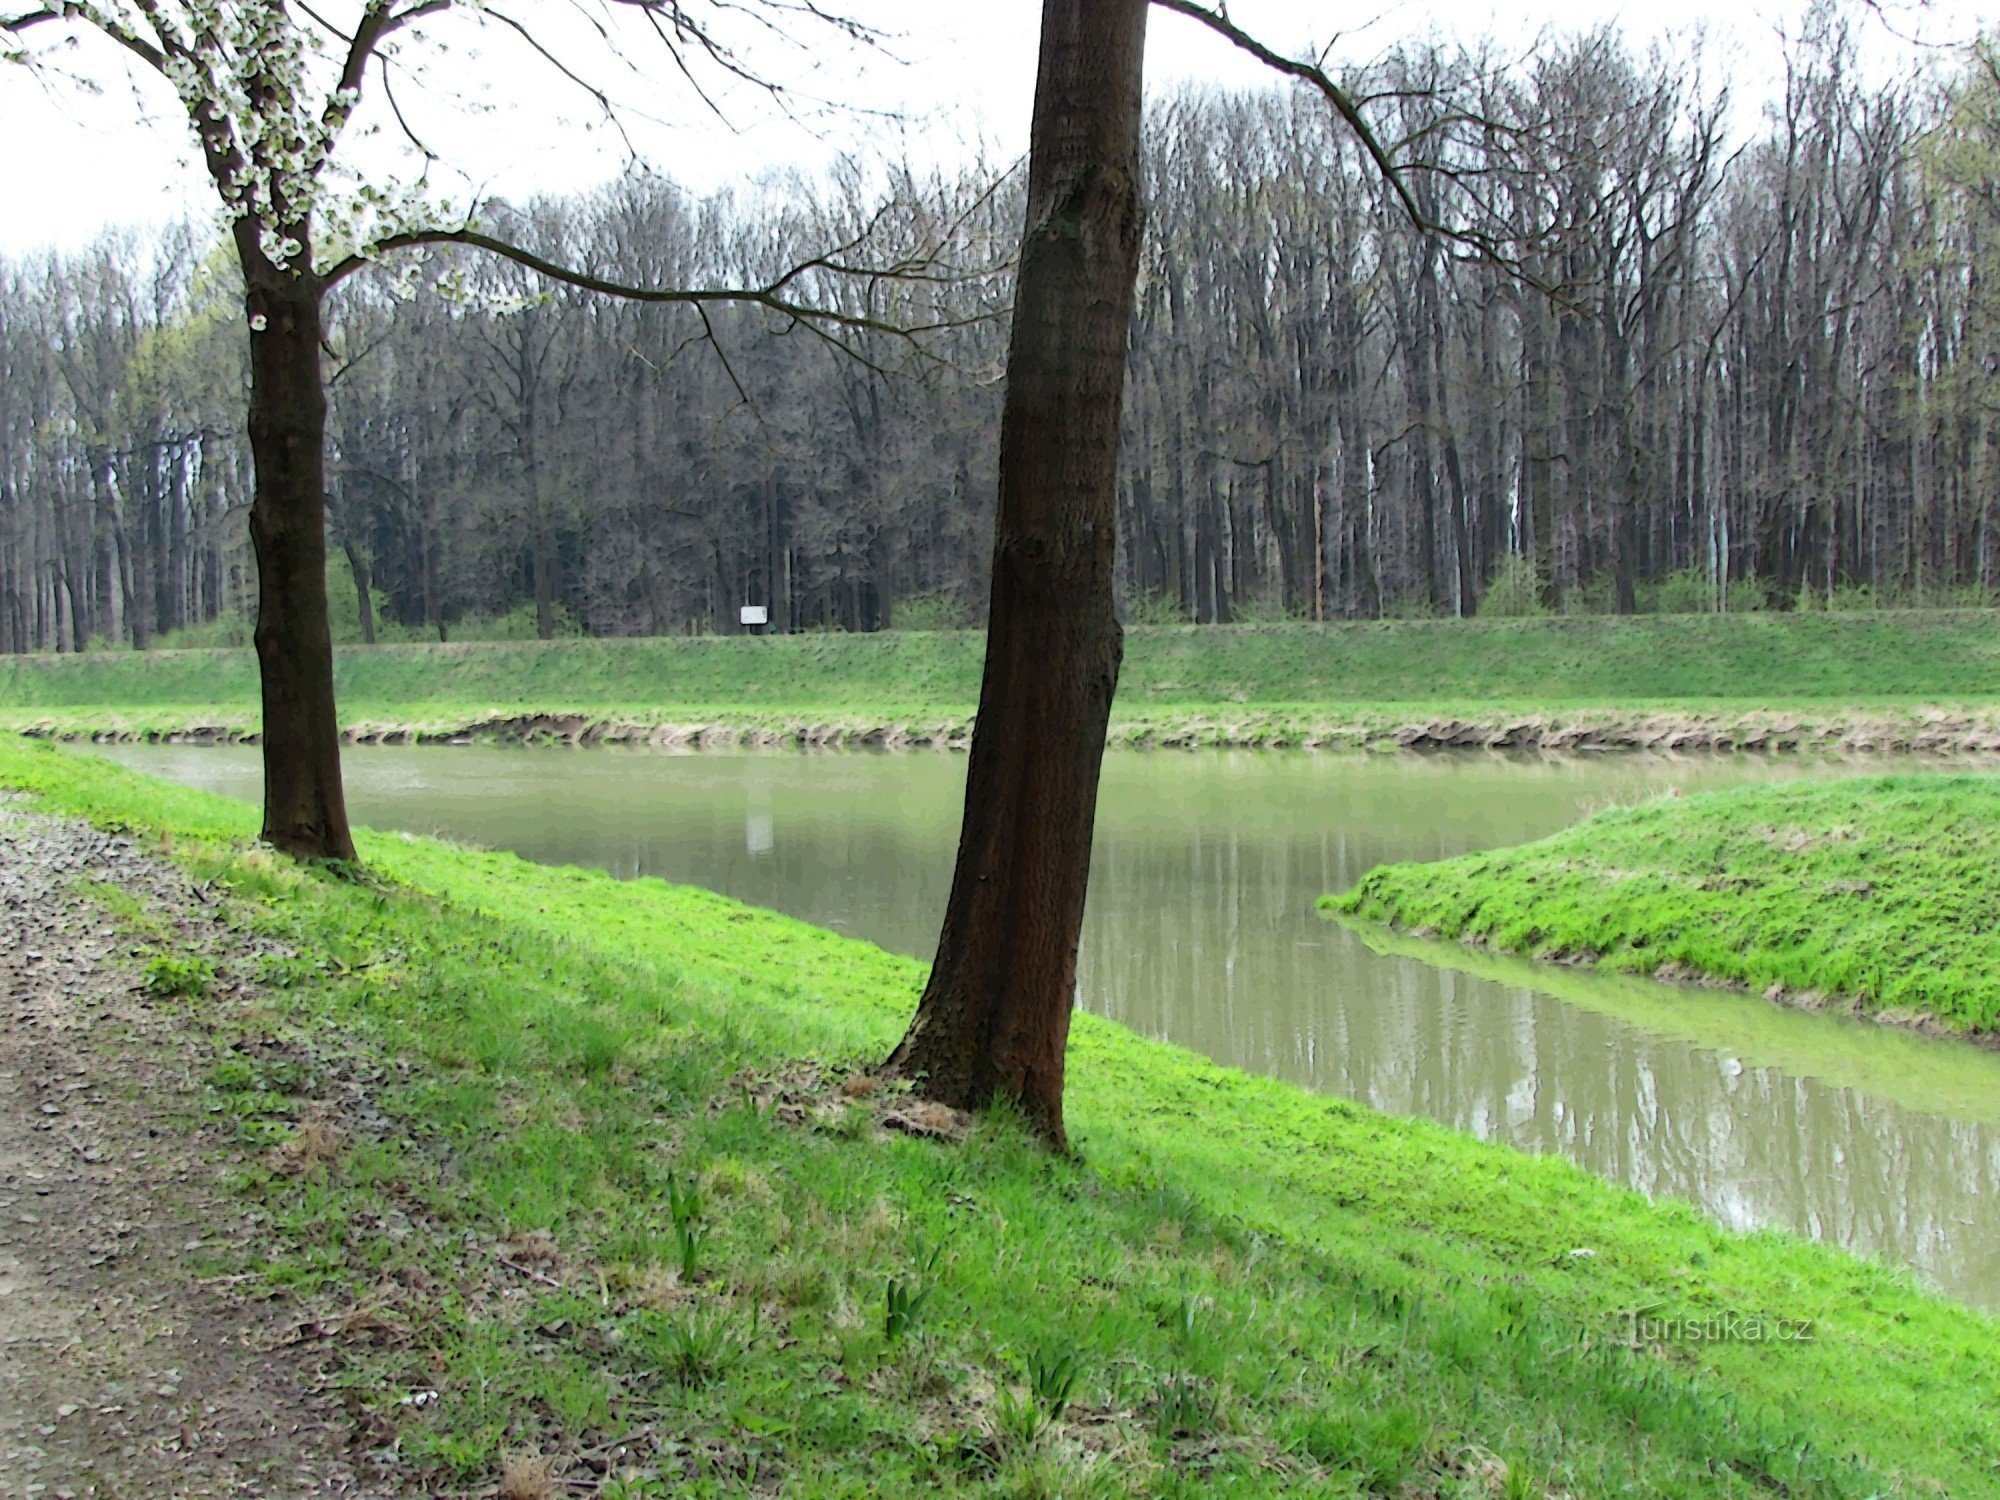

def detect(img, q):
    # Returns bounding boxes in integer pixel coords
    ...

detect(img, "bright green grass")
[1328,776,2000,1036]
[7,612,2000,723]
[7,739,2000,1496]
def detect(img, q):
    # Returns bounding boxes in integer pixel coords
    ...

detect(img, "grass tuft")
[143,951,216,999]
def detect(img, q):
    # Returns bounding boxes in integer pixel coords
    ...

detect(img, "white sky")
[0,0,1984,257]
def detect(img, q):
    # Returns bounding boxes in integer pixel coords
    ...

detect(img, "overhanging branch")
[1150,0,1555,292]
[322,226,999,345]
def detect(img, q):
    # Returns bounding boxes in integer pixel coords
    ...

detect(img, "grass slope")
[6,613,2000,731]
[6,739,2000,1496]
[1329,776,2000,1037]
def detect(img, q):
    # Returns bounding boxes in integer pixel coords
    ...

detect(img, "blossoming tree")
[2,0,943,860]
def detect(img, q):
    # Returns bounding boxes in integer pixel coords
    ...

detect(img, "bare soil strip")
[22,704,2000,754]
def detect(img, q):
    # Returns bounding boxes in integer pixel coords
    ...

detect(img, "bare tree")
[887,0,1572,1144]
[884,0,1150,1147]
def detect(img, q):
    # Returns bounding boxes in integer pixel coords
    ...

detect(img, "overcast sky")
[0,0,1982,257]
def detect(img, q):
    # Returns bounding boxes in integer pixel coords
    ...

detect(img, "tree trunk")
[885,0,1148,1149]
[242,254,357,862]
[344,539,378,645]
[1612,501,1639,615]
[523,357,556,641]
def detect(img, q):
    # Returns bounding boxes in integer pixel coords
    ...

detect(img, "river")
[99,743,2000,1311]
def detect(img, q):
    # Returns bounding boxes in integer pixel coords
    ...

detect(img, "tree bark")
[885,0,1148,1149]
[242,251,357,863]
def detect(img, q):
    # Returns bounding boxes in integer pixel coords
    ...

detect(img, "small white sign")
[739,605,769,627]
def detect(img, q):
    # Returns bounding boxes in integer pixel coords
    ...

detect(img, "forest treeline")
[3,13,1997,651]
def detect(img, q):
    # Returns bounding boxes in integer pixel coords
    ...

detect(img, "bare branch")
[1150,0,1556,292]
[323,225,1000,346]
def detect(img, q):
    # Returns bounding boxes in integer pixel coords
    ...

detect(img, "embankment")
[7,611,2000,752]
[1329,775,2000,1039]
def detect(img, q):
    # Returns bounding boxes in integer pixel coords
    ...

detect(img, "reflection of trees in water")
[1081,820,2000,1310]
[594,820,950,960]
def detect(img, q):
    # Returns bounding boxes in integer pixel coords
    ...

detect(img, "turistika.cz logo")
[1618,1306,1816,1345]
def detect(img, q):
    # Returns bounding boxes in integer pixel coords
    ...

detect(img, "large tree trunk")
[242,252,357,862]
[885,0,1147,1149]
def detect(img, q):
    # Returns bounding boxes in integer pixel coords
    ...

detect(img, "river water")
[100,743,2000,1310]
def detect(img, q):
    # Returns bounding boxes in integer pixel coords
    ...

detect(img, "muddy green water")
[102,744,2000,1310]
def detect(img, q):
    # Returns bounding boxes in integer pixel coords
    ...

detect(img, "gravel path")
[0,797,377,1498]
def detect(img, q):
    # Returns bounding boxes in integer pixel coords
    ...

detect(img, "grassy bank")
[7,613,2000,751]
[4,739,1999,1495]
[1329,776,2000,1039]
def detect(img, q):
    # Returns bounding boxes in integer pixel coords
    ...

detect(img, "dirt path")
[0,797,382,1499]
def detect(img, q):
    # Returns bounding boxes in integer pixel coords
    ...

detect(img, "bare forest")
[5,18,1998,652]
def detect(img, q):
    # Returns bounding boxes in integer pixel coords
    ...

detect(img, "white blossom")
[18,2,484,277]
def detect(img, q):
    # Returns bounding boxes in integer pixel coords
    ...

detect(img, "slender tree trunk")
[344,539,377,645]
[523,360,556,641]
[242,251,356,862]
[1612,501,1639,614]
[886,0,1147,1148]
[120,505,147,651]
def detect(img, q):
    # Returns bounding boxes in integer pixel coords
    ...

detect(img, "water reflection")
[98,743,2000,1307]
